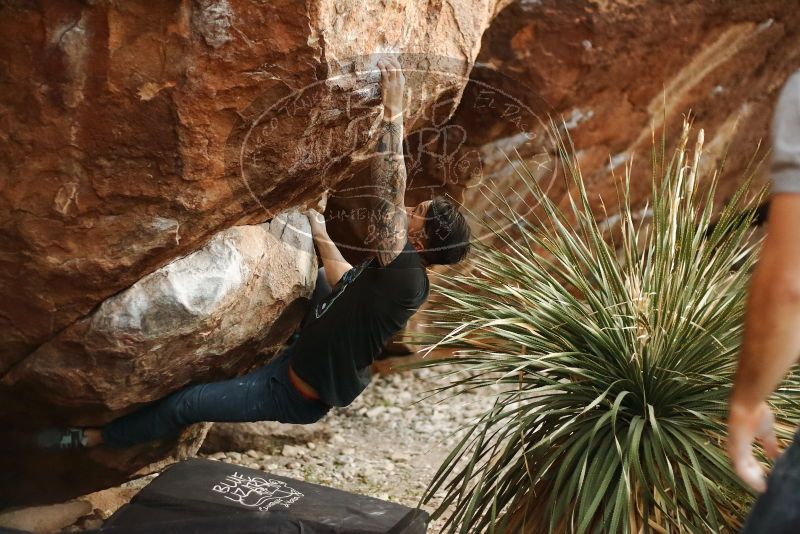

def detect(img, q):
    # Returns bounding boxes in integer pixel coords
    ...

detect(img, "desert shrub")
[419,123,799,533]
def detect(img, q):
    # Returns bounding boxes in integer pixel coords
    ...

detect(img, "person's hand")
[317,189,329,212]
[727,400,781,492]
[306,208,327,239]
[376,56,404,121]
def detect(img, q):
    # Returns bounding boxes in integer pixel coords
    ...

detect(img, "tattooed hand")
[377,56,405,121]
[370,55,408,266]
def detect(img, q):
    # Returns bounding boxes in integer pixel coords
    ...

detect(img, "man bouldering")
[38,55,471,450]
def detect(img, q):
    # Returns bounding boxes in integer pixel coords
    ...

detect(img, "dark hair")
[419,196,471,266]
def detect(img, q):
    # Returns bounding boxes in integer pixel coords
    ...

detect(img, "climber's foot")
[36,427,95,450]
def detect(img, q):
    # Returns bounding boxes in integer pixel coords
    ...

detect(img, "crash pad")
[99,458,429,533]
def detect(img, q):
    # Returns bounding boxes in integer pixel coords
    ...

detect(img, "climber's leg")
[100,349,330,448]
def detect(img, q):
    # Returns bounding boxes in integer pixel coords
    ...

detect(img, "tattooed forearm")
[370,117,408,265]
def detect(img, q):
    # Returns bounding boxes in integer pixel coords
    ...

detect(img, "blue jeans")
[101,348,330,448]
[741,429,800,533]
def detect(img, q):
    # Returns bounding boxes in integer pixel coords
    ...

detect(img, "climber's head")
[405,197,471,266]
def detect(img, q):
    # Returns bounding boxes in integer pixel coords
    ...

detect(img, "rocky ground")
[32,362,500,533]
[200,364,501,532]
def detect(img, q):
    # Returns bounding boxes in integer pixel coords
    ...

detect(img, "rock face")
[327,0,800,259]
[0,212,316,505]
[0,0,509,369]
[2,211,315,420]
[0,0,508,505]
[445,0,800,217]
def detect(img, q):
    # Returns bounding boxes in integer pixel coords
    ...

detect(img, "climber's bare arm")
[307,208,353,286]
[370,56,408,267]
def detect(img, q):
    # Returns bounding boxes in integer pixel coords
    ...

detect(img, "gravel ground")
[58,364,501,533]
[199,364,499,532]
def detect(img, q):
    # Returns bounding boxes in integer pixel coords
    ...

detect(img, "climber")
[727,69,800,532]
[38,55,471,450]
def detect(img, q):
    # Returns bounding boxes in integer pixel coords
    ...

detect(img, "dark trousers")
[741,429,800,533]
[101,269,333,449]
[101,349,330,448]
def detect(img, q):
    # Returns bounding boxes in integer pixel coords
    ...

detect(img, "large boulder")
[0,211,316,505]
[0,0,509,370]
[0,0,509,505]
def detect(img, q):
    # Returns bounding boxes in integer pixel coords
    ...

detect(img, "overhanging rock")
[0,211,316,506]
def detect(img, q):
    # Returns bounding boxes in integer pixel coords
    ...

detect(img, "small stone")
[431,409,447,421]
[245,449,259,458]
[288,462,302,470]
[282,444,305,457]
[389,452,409,463]
[226,452,242,462]
[208,452,226,461]
[366,406,384,418]
[306,442,316,450]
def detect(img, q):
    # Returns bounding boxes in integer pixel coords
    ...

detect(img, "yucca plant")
[417,122,800,533]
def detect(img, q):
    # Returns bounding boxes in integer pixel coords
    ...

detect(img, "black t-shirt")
[289,241,429,407]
